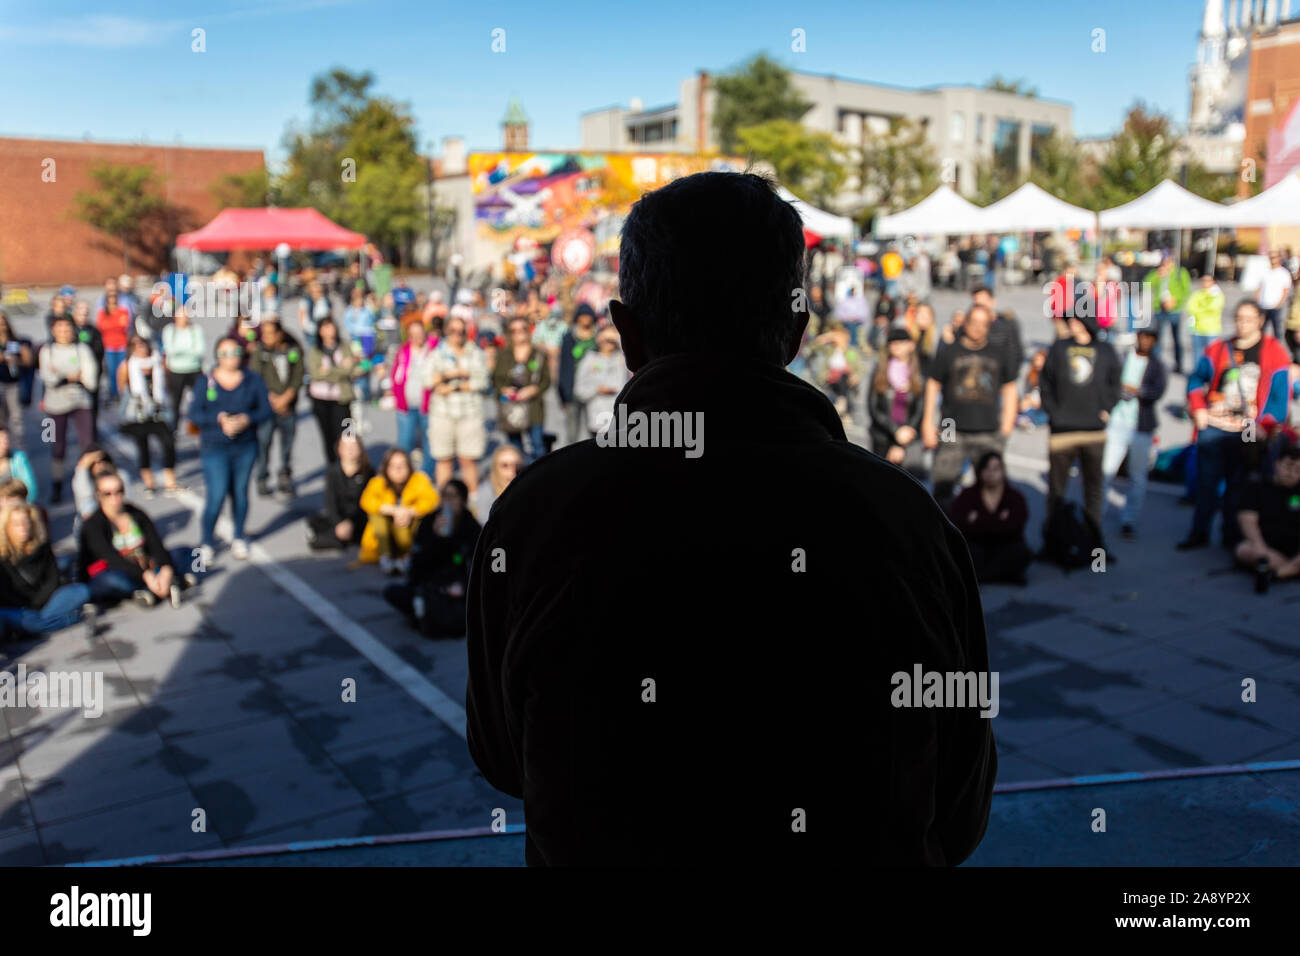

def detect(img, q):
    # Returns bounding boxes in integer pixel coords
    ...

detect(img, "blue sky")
[0,0,1210,164]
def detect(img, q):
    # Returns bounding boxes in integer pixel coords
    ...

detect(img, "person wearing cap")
[1100,324,1167,539]
[248,314,304,499]
[868,327,926,478]
[1039,308,1122,532]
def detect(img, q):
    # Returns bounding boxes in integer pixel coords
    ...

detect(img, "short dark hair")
[970,285,992,299]
[1235,299,1263,317]
[618,171,805,364]
[975,450,1004,481]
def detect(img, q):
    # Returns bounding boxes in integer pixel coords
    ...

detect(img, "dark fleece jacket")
[466,351,997,867]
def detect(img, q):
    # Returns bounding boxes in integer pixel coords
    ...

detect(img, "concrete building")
[0,136,264,286]
[581,69,1072,208]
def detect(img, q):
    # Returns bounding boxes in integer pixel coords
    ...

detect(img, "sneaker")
[1255,559,1274,595]
[81,603,98,637]
[197,544,215,568]
[412,594,426,620]
[183,572,198,588]
[277,472,294,500]
[257,478,273,497]
[231,539,250,561]
[169,584,182,609]
[133,589,158,608]
[163,485,183,498]
[1120,523,1136,540]
[141,486,156,500]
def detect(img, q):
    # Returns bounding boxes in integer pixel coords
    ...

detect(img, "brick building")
[1241,15,1300,191]
[0,136,264,286]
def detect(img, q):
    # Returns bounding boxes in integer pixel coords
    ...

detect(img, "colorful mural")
[469,152,742,255]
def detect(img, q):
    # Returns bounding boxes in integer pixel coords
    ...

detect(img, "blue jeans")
[0,583,92,634]
[1262,306,1285,340]
[104,350,126,400]
[201,440,258,545]
[1191,426,1246,546]
[1154,311,1184,372]
[1102,422,1155,526]
[256,411,297,481]
[508,424,545,463]
[1191,334,1216,366]
[397,408,433,474]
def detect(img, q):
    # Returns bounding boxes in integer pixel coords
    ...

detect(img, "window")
[1030,124,1054,167]
[993,119,1021,174]
[975,114,985,145]
[950,111,965,144]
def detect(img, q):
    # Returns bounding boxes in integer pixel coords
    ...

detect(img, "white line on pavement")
[105,434,469,739]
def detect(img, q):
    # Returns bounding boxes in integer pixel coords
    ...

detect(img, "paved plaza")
[2,281,1297,866]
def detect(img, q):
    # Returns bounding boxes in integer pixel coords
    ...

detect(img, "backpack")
[1039,500,1102,571]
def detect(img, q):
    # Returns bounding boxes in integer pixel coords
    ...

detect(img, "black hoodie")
[466,352,996,867]
[1040,333,1122,433]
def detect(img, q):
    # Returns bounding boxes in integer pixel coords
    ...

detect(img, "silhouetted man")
[466,172,997,866]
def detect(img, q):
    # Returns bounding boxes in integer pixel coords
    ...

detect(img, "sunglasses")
[98,488,125,498]
[217,348,243,358]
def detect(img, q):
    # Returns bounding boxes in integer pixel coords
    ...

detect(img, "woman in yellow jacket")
[359,447,439,573]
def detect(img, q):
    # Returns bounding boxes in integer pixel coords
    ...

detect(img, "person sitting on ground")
[78,471,188,608]
[472,444,524,520]
[306,432,374,551]
[358,446,439,575]
[382,478,482,637]
[0,502,94,636]
[947,451,1033,585]
[71,447,128,522]
[1236,443,1300,594]
[0,425,37,502]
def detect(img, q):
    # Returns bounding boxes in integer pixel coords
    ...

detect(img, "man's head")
[1269,251,1282,269]
[971,285,995,313]
[1234,299,1263,341]
[610,172,806,369]
[1136,327,1158,356]
[964,303,992,342]
[1274,445,1300,488]
[1201,273,1215,288]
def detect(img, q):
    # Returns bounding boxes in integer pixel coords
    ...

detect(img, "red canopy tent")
[176,208,366,251]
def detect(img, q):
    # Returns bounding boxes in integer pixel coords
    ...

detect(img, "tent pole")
[1207,227,1218,279]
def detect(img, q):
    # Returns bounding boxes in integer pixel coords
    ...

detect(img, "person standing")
[493,316,550,463]
[0,312,33,445]
[868,328,925,478]
[161,305,206,435]
[923,303,1019,505]
[249,316,304,499]
[427,312,488,495]
[1179,300,1294,551]
[557,304,599,443]
[1186,273,1226,364]
[1100,327,1166,539]
[573,327,630,438]
[306,318,358,465]
[1039,311,1121,532]
[39,316,98,504]
[96,290,131,402]
[117,336,179,498]
[1253,251,1294,341]
[1143,255,1192,374]
[188,336,272,563]
[391,320,434,474]
[298,281,332,350]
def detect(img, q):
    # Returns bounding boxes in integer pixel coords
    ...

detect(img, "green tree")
[735,119,847,208]
[855,117,939,222]
[1093,103,1178,207]
[1183,160,1239,202]
[210,168,270,208]
[276,68,425,259]
[1027,131,1096,208]
[73,162,169,270]
[973,157,1021,205]
[985,75,1038,97]
[712,54,812,154]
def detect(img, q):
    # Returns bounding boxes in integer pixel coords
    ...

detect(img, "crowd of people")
[3,235,1298,642]
[803,248,1300,591]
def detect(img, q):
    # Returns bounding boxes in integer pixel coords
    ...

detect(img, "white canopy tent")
[1219,173,1300,227]
[979,182,1096,233]
[1097,179,1236,230]
[778,186,855,240]
[874,185,986,237]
